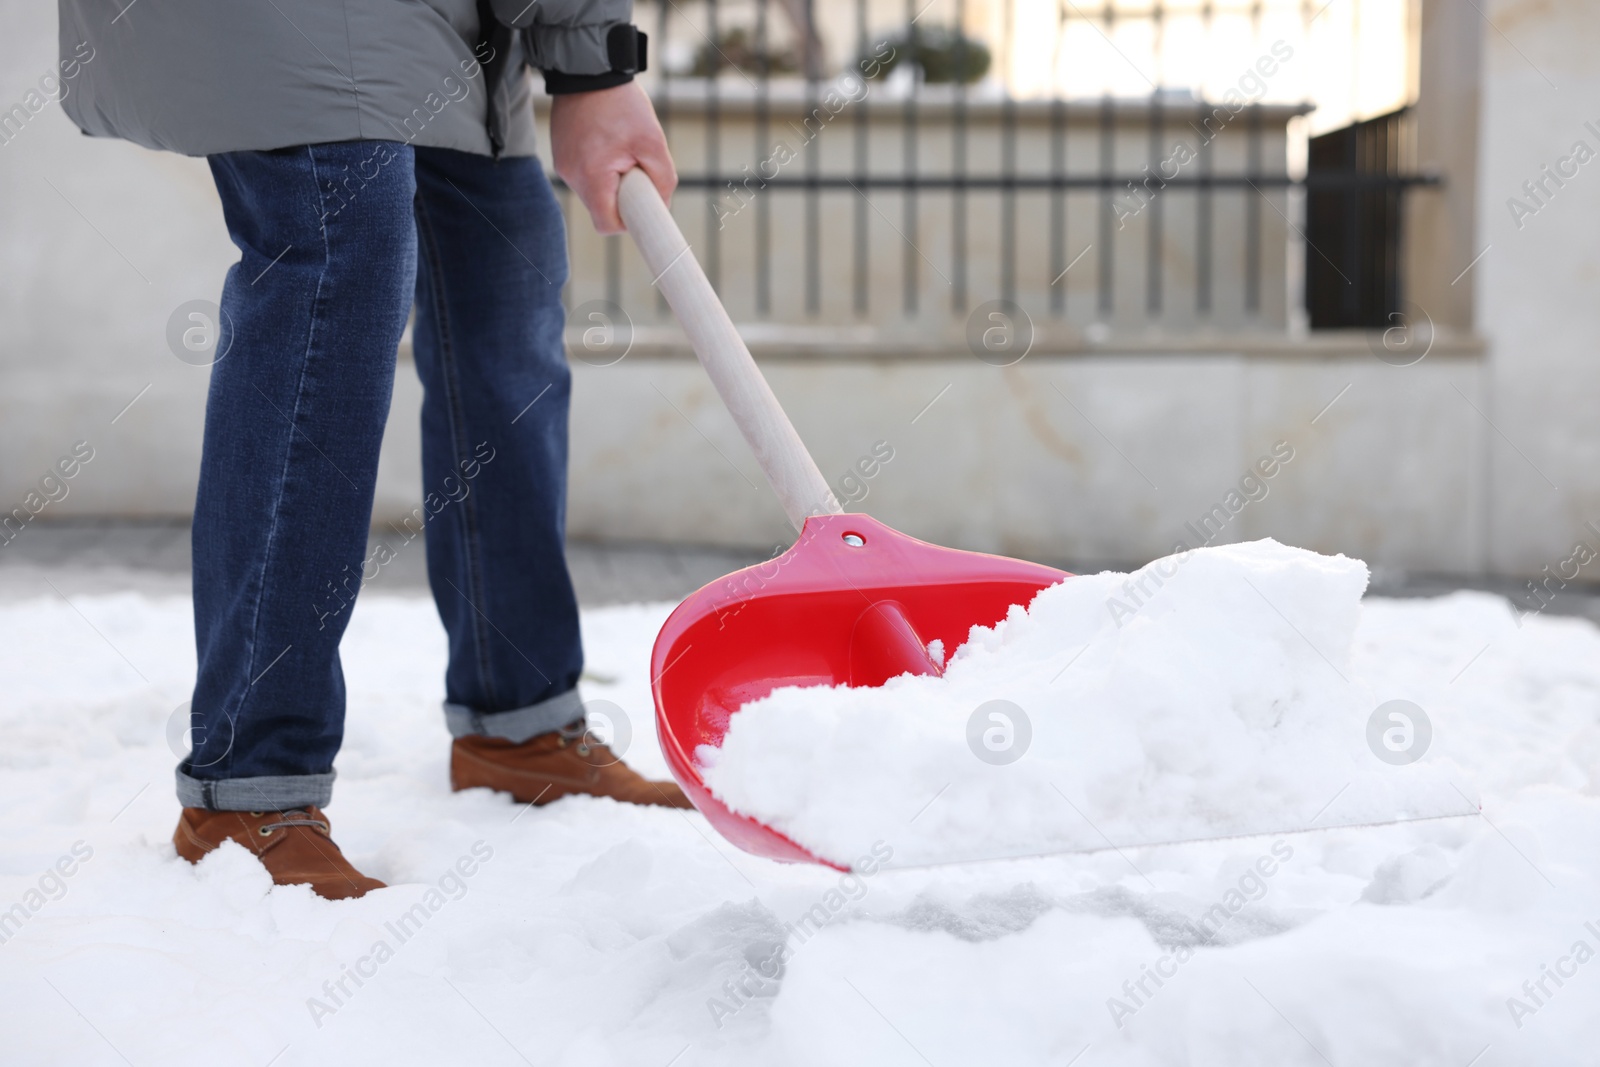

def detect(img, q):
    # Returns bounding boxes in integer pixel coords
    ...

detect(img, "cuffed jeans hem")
[175,768,336,811]
[444,687,584,744]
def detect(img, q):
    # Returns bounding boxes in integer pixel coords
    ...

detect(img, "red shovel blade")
[650,513,1070,868]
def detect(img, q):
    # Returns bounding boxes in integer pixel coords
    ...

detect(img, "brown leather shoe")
[451,725,692,809]
[173,807,385,900]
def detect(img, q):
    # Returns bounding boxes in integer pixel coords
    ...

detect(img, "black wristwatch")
[541,25,649,95]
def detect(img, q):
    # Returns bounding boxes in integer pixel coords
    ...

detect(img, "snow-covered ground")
[2,585,1598,1065]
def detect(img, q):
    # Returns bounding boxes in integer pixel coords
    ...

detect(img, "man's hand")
[549,82,676,235]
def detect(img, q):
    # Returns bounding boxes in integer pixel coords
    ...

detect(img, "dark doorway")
[1305,108,1409,329]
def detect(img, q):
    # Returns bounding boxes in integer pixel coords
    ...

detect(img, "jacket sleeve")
[489,0,644,94]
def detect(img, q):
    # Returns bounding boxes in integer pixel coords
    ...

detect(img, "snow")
[3,579,1600,1064]
[700,540,1476,867]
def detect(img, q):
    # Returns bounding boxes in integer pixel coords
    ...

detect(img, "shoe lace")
[259,808,329,834]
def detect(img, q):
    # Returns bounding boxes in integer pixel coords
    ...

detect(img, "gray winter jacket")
[58,0,640,159]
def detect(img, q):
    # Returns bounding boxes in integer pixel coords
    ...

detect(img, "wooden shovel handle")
[618,168,841,530]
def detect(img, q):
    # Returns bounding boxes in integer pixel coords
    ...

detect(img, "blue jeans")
[179,141,584,811]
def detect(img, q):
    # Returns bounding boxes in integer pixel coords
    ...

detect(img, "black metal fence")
[1305,107,1416,329]
[558,0,1435,333]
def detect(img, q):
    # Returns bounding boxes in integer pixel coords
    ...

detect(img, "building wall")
[1471,0,1600,577]
[0,2,427,528]
[564,338,1488,572]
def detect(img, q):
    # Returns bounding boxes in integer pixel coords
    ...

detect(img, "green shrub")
[858,26,991,85]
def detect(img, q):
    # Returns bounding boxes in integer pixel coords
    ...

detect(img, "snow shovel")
[618,169,1069,868]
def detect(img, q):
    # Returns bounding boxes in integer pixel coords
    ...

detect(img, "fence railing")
[546,0,1435,341]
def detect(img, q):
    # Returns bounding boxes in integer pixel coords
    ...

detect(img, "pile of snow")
[3,579,1600,1064]
[702,540,1473,866]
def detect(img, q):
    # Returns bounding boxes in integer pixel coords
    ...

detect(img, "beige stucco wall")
[1473,0,1600,576]
[563,336,1488,571]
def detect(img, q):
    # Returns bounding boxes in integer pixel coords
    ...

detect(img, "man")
[59,0,685,899]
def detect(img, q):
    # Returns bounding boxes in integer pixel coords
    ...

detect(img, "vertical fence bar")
[853,0,869,315]
[1095,2,1115,318]
[1245,103,1261,315]
[953,0,969,313]
[1244,0,1263,314]
[1000,107,1016,305]
[1145,1,1163,316]
[1350,118,1365,322]
[1048,0,1067,317]
[652,0,670,136]
[756,0,772,315]
[1195,1,1214,316]
[1097,93,1114,317]
[1344,115,1363,322]
[804,0,821,315]
[1382,115,1395,321]
[1000,0,1017,305]
[1196,101,1214,315]
[1146,94,1163,316]
[1050,93,1066,316]
[903,0,919,315]
[654,0,671,317]
[704,0,721,294]
[1298,0,1316,329]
